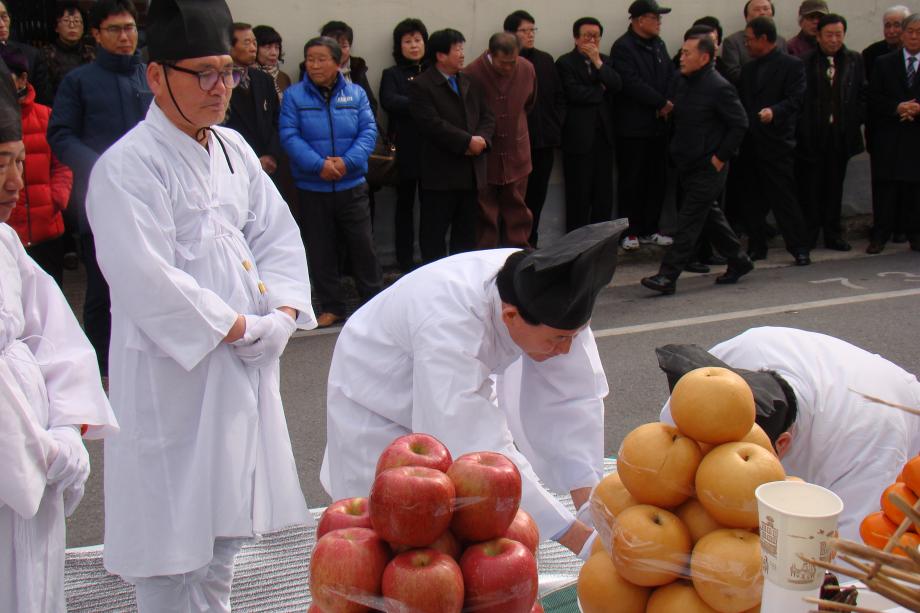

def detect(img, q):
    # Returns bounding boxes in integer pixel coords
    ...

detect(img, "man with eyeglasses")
[84,0,314,608]
[48,0,152,382]
[0,1,53,105]
[40,2,96,101]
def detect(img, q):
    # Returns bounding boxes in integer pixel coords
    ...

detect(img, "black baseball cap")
[628,0,672,17]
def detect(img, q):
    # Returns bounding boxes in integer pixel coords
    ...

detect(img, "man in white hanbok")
[658,326,920,541]
[322,220,626,559]
[85,0,315,610]
[0,67,118,613]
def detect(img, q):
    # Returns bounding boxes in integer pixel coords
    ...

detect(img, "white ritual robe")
[0,224,118,613]
[321,249,609,541]
[661,326,920,542]
[87,102,316,578]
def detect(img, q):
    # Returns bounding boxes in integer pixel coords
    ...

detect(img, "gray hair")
[303,36,342,64]
[884,5,911,21]
[903,13,920,30]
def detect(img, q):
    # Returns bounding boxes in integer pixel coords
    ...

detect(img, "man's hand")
[329,156,347,175]
[467,135,487,156]
[711,155,725,172]
[47,426,90,516]
[320,158,344,181]
[233,309,298,368]
[657,100,675,119]
[897,100,920,121]
[557,519,595,557]
[259,155,278,175]
[578,42,603,68]
[758,107,774,124]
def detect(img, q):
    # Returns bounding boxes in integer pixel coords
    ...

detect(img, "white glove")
[46,426,89,516]
[577,530,599,561]
[233,310,297,368]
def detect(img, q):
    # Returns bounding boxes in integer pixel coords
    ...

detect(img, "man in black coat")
[610,0,675,249]
[738,17,812,265]
[866,13,920,254]
[226,24,282,177]
[556,17,622,233]
[796,14,866,252]
[505,10,566,247]
[641,33,752,295]
[409,28,494,262]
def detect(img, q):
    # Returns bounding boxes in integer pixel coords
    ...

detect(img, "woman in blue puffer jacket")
[280,36,382,328]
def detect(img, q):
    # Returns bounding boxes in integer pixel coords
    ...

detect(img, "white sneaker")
[621,235,640,251]
[639,233,674,246]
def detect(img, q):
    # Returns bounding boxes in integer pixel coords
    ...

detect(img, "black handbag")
[367,132,399,188]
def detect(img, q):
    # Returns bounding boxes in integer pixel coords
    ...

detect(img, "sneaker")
[639,233,674,246]
[621,235,640,251]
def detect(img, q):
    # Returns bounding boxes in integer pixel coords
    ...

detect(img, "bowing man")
[657,327,920,542]
[0,64,117,613]
[85,0,315,610]
[322,220,628,559]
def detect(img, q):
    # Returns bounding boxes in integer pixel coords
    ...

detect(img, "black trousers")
[394,176,419,268]
[419,188,477,263]
[660,163,746,279]
[796,140,850,245]
[26,236,65,287]
[525,147,555,246]
[562,137,614,232]
[739,152,810,255]
[298,184,382,316]
[616,134,668,237]
[872,181,920,246]
[80,233,110,376]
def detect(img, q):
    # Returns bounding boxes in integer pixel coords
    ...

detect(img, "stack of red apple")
[309,433,544,613]
[579,367,789,613]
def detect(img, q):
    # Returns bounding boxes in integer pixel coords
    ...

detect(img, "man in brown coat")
[466,32,536,248]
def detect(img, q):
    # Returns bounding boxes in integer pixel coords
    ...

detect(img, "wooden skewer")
[872,496,920,581]
[849,389,920,417]
[832,539,919,572]
[803,556,920,611]
[838,554,920,605]
[890,495,920,535]
[802,597,884,613]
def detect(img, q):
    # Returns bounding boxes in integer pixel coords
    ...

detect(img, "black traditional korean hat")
[655,343,798,444]
[0,57,22,142]
[512,219,626,330]
[147,0,233,62]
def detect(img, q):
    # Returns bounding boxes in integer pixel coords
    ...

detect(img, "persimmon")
[860,512,896,549]
[880,483,918,526]
[901,456,920,497]
[894,532,920,557]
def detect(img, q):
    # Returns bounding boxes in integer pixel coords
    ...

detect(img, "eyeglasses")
[101,23,137,36]
[60,17,83,26]
[166,63,246,90]
[517,27,538,34]
[0,13,10,23]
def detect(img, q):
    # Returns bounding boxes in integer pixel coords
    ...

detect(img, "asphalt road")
[66,242,920,547]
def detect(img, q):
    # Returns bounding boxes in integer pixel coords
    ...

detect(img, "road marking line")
[592,288,920,339]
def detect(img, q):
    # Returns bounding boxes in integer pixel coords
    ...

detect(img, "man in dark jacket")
[738,17,812,265]
[319,21,378,117]
[866,13,920,254]
[557,17,622,233]
[505,10,565,247]
[225,23,281,178]
[611,0,675,249]
[787,0,829,57]
[409,28,494,262]
[0,1,52,105]
[641,33,751,295]
[797,14,866,252]
[721,0,788,87]
[47,0,152,376]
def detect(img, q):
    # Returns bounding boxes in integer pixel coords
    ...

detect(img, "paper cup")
[755,481,843,590]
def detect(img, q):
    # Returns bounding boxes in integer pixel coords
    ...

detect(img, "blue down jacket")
[279,72,377,192]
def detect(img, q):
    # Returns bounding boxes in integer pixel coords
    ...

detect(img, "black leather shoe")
[893,233,908,244]
[715,257,754,284]
[824,237,852,251]
[747,248,767,261]
[703,254,727,266]
[794,252,811,266]
[641,275,677,295]
[684,261,711,274]
[866,242,884,255]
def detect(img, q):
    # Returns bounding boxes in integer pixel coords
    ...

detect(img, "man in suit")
[610,0,675,250]
[225,23,282,178]
[409,28,494,263]
[722,0,788,87]
[505,10,566,247]
[738,17,812,266]
[866,13,920,254]
[556,17,622,233]
[640,32,751,295]
[797,14,866,252]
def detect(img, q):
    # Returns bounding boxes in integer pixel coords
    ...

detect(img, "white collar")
[904,48,920,61]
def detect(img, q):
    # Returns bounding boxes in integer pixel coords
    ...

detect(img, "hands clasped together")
[233,309,298,368]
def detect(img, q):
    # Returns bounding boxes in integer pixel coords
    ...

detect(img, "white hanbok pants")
[128,538,247,613]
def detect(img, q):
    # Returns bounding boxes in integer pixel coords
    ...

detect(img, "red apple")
[504,508,540,555]
[447,452,522,542]
[381,548,464,613]
[531,602,545,612]
[370,466,455,547]
[375,433,453,476]
[430,529,463,561]
[310,527,390,613]
[316,497,372,539]
[460,538,538,613]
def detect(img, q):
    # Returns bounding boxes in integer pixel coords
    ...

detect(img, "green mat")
[541,584,579,613]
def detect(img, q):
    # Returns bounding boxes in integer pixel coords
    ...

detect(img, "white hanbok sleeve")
[411,315,574,541]
[86,149,239,371]
[237,142,316,329]
[13,233,117,439]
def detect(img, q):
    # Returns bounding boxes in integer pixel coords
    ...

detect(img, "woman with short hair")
[252,24,291,101]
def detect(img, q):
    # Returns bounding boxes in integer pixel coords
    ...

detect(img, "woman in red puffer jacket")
[6,56,73,287]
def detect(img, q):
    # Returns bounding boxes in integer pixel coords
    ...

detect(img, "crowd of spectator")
[1,0,919,323]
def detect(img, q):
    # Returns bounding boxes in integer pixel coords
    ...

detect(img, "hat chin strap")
[162,67,234,174]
